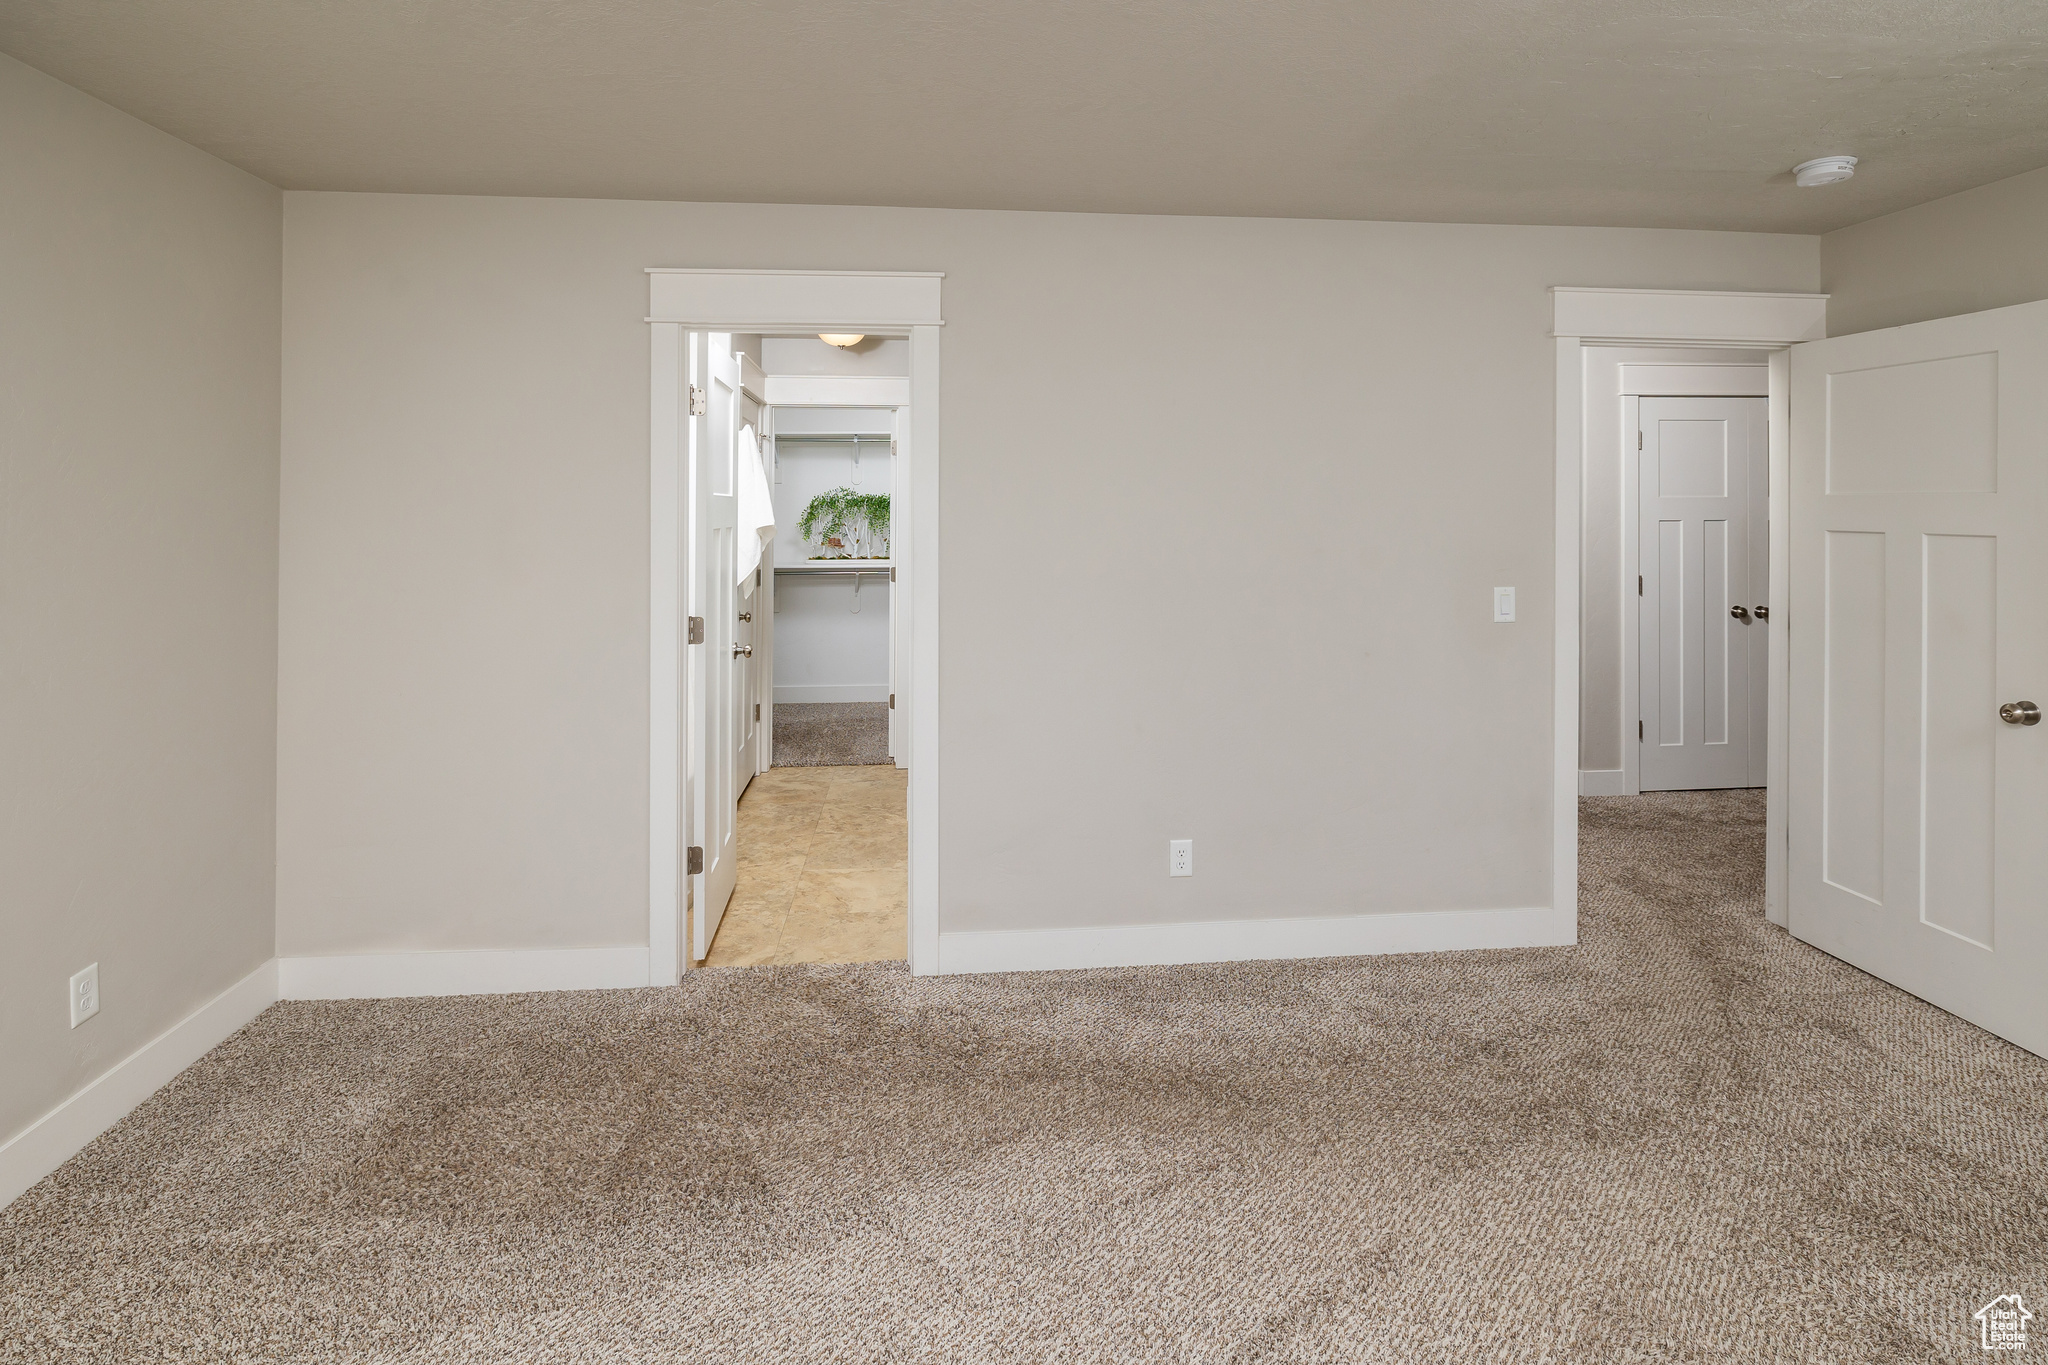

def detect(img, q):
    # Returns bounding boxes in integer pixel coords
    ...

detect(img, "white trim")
[1553,337,1583,934]
[649,324,684,986]
[1,958,278,1210]
[1621,391,1643,796]
[1579,769,1630,796]
[773,683,889,704]
[907,327,941,972]
[1554,289,1820,932]
[278,947,650,1001]
[1551,288,1828,346]
[647,270,943,332]
[937,906,1571,975]
[649,273,942,977]
[1764,349,1792,926]
[762,375,910,408]
[1617,363,1769,397]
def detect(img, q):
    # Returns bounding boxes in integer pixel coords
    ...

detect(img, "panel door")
[688,335,741,960]
[1638,397,1768,790]
[736,568,758,790]
[1788,299,2048,1055]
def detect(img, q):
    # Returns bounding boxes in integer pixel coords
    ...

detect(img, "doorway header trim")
[1552,287,1827,347]
[648,269,944,331]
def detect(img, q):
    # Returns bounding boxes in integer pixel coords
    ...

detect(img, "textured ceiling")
[5,0,2046,233]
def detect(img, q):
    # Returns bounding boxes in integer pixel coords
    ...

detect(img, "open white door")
[688,334,742,961]
[1788,298,2048,1056]
[887,412,904,764]
[735,425,767,789]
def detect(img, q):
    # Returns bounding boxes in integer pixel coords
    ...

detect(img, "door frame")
[1552,288,1828,928]
[648,269,943,984]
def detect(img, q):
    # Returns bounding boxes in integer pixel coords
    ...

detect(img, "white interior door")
[737,568,759,788]
[688,334,741,960]
[1788,298,2048,1056]
[1638,396,1768,790]
[735,423,764,791]
[887,413,903,764]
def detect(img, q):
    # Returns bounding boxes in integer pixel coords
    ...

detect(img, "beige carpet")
[5,791,2046,1362]
[770,702,890,767]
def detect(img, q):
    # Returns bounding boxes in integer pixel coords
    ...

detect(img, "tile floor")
[701,763,908,966]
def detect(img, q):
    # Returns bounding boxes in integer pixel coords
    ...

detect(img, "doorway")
[1557,287,2048,1060]
[1580,346,1773,798]
[646,268,942,985]
[705,337,910,967]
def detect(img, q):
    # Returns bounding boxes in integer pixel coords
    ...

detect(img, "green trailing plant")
[798,487,890,558]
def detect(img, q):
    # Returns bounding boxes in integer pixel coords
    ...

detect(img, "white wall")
[770,408,895,703]
[277,191,1816,955]
[1823,165,2048,337]
[763,336,911,376]
[1579,347,1769,783]
[0,56,281,1147]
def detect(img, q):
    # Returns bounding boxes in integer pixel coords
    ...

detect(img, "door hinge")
[1640,720,1644,742]
[685,845,704,874]
[889,692,896,710]
[1638,430,1644,450]
[687,615,704,644]
[754,702,761,721]
[688,385,706,417]
[1638,574,1644,596]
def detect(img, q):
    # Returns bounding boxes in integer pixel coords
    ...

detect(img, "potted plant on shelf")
[798,487,890,559]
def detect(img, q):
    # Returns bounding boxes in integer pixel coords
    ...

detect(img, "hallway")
[703,764,908,966]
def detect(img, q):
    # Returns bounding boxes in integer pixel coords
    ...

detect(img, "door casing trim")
[1553,287,1828,928]
[649,270,942,981]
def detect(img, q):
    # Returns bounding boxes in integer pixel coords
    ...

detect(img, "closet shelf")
[775,559,892,576]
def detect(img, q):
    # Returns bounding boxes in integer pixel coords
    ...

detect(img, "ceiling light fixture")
[819,333,866,348]
[1793,156,1857,187]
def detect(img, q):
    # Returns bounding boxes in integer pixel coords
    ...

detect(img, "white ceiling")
[5,0,2046,234]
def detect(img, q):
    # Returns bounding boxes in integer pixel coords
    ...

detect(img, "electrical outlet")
[1493,586,1517,622]
[69,963,99,1028]
[1168,839,1194,877]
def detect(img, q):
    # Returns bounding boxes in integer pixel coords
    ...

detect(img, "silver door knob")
[737,611,752,622]
[732,642,753,658]
[2000,701,2041,726]
[1730,604,1751,622]
[1753,605,1769,621]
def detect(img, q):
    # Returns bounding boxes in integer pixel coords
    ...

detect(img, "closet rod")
[774,566,891,578]
[770,433,892,444]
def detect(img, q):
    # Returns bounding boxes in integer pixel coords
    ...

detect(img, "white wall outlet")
[1168,839,1193,877]
[1493,586,1516,622]
[69,963,100,1028]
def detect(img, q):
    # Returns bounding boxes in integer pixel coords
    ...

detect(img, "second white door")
[1638,396,1769,791]
[689,335,741,960]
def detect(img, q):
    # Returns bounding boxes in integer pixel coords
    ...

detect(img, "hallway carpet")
[770,701,889,767]
[5,792,2046,1362]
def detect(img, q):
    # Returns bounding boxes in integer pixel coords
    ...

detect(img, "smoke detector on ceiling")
[1793,156,1857,188]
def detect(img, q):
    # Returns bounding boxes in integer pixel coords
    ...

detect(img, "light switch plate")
[1493,586,1516,622]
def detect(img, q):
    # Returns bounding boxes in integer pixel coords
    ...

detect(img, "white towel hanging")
[735,424,776,585]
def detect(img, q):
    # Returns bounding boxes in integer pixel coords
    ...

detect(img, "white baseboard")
[936,905,1574,975]
[1,958,278,1211]
[773,684,890,704]
[1579,768,1631,796]
[278,945,651,1000]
